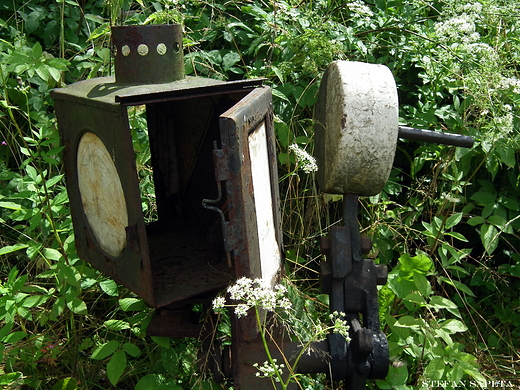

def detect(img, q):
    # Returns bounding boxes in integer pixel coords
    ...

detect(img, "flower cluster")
[288,144,318,174]
[213,277,292,318]
[253,359,285,382]
[434,14,480,44]
[346,0,374,19]
[329,311,351,341]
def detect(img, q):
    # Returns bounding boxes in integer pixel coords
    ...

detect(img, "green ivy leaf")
[107,349,126,386]
[135,374,162,390]
[222,52,241,70]
[0,201,23,211]
[470,191,496,205]
[31,42,43,61]
[43,248,62,261]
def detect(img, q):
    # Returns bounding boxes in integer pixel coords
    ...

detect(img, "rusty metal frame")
[51,77,267,310]
[217,86,283,284]
[53,97,155,304]
[215,86,285,389]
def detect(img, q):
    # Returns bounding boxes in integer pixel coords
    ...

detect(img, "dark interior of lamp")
[132,93,247,308]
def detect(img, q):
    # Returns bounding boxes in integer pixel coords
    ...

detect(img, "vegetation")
[1,0,520,388]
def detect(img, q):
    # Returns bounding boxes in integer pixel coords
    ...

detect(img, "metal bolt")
[320,236,331,257]
[375,265,388,285]
[360,235,372,255]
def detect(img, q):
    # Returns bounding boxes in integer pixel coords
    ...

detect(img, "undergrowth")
[1,0,520,388]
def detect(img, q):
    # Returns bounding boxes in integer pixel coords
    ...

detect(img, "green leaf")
[500,195,519,211]
[480,223,499,255]
[395,316,422,331]
[222,52,241,70]
[399,253,433,275]
[429,296,458,310]
[0,372,22,385]
[91,340,120,360]
[52,377,78,390]
[100,279,118,296]
[386,364,408,386]
[438,276,475,297]
[104,320,130,331]
[413,273,432,297]
[445,212,462,229]
[487,215,507,230]
[107,350,126,386]
[0,244,28,255]
[441,319,467,334]
[135,374,162,390]
[35,64,50,82]
[470,191,496,205]
[423,357,445,380]
[67,298,87,315]
[444,231,468,242]
[403,292,426,305]
[43,248,62,261]
[3,331,27,343]
[272,88,290,102]
[151,336,170,348]
[0,201,22,210]
[118,298,146,311]
[122,342,141,357]
[32,42,43,60]
[467,216,485,226]
[22,295,49,308]
[157,383,184,390]
[47,65,61,82]
[271,66,285,84]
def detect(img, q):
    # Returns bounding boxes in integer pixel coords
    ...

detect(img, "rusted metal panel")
[53,98,155,305]
[217,86,286,389]
[111,24,184,85]
[218,86,283,284]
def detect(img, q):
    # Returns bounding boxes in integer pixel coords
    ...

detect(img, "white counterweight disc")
[315,61,399,196]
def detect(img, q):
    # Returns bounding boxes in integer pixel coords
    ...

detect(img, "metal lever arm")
[398,126,474,148]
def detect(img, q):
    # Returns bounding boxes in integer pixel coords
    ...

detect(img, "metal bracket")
[321,194,389,389]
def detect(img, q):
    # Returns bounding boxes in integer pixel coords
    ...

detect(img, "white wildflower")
[346,0,373,18]
[329,311,351,341]
[212,296,226,310]
[254,359,285,381]
[223,277,293,318]
[235,303,250,318]
[498,77,520,94]
[434,14,480,44]
[288,144,318,174]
